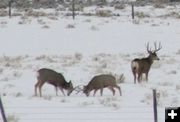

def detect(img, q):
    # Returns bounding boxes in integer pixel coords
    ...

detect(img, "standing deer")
[82,74,122,97]
[34,68,73,97]
[131,42,162,84]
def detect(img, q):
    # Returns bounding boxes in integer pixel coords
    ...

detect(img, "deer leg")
[34,81,40,96]
[100,88,103,96]
[93,89,98,97]
[132,71,136,84]
[112,88,115,96]
[137,72,142,83]
[38,82,45,97]
[111,87,116,96]
[140,74,143,81]
[115,85,122,96]
[145,73,148,82]
[59,87,65,96]
[55,87,58,96]
[108,86,115,96]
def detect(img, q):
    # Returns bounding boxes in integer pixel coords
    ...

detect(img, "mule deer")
[82,74,122,97]
[34,68,73,97]
[131,42,162,84]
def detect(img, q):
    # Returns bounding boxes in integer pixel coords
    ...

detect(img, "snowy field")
[0,4,180,122]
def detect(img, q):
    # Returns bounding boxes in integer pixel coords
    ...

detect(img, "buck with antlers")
[131,42,162,84]
[35,68,73,97]
[68,74,122,97]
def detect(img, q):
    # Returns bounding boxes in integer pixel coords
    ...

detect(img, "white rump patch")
[131,61,139,70]
[36,72,40,78]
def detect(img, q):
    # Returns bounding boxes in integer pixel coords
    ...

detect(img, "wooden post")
[0,96,7,122]
[131,3,134,19]
[88,0,92,6]
[8,0,12,18]
[72,0,75,20]
[153,89,158,122]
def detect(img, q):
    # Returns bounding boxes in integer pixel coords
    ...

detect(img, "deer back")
[86,74,116,90]
[37,68,67,87]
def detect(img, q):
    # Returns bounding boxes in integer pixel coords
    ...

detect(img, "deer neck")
[61,81,68,89]
[86,84,93,91]
[147,55,154,65]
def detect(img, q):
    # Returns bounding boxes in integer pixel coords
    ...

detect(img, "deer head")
[83,86,90,97]
[146,42,162,61]
[66,81,74,96]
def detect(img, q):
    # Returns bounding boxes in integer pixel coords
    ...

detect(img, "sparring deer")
[34,68,73,97]
[82,74,122,97]
[131,42,162,84]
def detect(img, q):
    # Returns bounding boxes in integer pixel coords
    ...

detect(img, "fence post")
[72,0,75,20]
[131,3,134,19]
[0,96,7,122]
[8,0,12,18]
[153,89,158,122]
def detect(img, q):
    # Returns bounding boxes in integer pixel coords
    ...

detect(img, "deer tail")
[131,61,139,72]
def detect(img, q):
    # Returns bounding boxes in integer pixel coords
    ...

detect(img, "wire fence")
[1,105,165,122]
[0,89,166,122]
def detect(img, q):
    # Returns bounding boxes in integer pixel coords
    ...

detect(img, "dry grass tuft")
[7,115,19,122]
[96,10,112,17]
[66,24,75,29]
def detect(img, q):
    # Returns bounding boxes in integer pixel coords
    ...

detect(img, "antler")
[154,42,162,53]
[146,42,152,53]
[70,85,84,95]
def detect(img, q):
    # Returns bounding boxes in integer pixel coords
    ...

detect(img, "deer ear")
[148,51,152,54]
[69,81,73,86]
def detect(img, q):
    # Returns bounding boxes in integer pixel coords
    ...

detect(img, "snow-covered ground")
[0,4,180,122]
